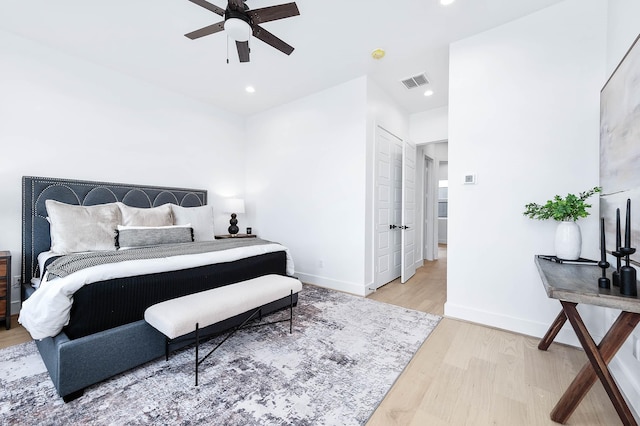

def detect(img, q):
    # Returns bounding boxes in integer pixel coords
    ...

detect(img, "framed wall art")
[600,33,640,264]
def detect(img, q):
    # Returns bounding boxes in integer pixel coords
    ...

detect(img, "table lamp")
[223,198,245,236]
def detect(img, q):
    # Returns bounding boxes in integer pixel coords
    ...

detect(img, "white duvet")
[18,243,294,340]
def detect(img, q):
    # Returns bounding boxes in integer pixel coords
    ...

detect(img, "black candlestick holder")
[619,199,637,297]
[598,260,611,289]
[612,208,623,287]
[619,247,637,297]
[598,217,610,289]
[611,250,623,287]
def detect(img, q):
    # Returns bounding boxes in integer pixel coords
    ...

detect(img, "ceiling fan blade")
[252,25,294,55]
[185,21,225,39]
[186,0,225,16]
[248,3,300,24]
[228,0,245,12]
[236,41,250,63]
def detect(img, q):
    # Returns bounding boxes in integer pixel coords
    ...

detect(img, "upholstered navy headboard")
[22,176,207,284]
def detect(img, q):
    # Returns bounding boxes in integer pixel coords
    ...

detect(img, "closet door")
[374,126,402,288]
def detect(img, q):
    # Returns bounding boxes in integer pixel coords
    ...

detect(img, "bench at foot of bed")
[144,274,303,385]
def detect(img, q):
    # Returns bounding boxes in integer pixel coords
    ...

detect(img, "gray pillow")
[46,200,121,254]
[116,225,194,249]
[117,202,173,227]
[171,204,215,242]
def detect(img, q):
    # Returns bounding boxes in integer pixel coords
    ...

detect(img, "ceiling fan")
[185,0,300,63]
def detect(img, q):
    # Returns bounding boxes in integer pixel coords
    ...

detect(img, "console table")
[535,255,639,425]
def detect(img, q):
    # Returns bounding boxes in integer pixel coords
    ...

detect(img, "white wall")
[446,0,640,415]
[410,106,448,144]
[606,0,640,75]
[446,0,606,345]
[245,77,369,295]
[245,75,408,296]
[0,30,246,313]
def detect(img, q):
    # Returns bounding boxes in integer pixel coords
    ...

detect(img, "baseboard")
[443,302,582,347]
[10,300,21,316]
[294,272,368,296]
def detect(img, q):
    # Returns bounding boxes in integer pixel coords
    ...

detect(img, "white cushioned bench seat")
[144,274,302,340]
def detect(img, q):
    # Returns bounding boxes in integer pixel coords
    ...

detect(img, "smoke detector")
[371,48,386,60]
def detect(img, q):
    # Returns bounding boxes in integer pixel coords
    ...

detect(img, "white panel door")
[401,141,417,283]
[374,127,403,288]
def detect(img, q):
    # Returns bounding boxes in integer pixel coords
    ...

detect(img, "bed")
[20,176,297,401]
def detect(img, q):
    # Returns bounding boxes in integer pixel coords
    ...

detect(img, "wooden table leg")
[551,302,639,425]
[539,309,567,351]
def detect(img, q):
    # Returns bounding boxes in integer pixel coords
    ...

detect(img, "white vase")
[555,221,582,260]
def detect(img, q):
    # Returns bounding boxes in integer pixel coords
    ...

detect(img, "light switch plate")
[464,174,477,184]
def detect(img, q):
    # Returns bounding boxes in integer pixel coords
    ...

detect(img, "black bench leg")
[290,290,294,334]
[195,322,199,387]
[190,292,297,387]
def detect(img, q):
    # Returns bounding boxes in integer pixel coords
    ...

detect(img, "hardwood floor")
[0,315,31,349]
[0,247,623,424]
[367,245,622,425]
[368,245,447,316]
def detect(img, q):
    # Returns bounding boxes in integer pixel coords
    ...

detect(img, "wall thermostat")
[464,174,477,185]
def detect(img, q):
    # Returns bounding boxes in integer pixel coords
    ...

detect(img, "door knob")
[389,224,397,229]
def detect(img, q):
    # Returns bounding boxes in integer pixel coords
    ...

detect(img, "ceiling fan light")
[225,18,251,42]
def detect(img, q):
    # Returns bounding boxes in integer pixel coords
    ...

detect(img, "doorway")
[418,142,448,262]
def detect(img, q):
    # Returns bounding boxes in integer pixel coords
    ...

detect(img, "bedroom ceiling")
[0,0,564,117]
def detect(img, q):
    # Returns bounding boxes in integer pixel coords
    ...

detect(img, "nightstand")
[0,251,10,330]
[215,234,257,239]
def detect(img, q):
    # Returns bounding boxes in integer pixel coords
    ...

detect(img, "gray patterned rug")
[0,285,440,425]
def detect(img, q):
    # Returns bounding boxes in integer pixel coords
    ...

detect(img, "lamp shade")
[224,18,252,42]
[223,198,245,214]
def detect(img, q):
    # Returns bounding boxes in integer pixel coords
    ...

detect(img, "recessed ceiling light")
[424,89,434,97]
[245,86,255,93]
[440,0,455,5]
[371,48,385,60]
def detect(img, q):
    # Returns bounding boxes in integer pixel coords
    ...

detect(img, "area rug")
[0,285,441,425]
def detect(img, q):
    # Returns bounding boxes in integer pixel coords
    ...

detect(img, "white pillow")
[117,202,173,227]
[45,200,121,254]
[171,204,215,242]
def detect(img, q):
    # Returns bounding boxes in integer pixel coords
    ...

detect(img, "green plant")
[523,187,601,222]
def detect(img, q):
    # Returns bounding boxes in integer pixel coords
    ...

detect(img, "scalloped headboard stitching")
[22,176,207,285]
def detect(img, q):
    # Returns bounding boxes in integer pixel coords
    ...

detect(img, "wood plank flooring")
[367,246,622,425]
[0,246,624,424]
[0,315,30,349]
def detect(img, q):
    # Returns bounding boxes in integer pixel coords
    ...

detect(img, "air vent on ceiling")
[401,73,430,89]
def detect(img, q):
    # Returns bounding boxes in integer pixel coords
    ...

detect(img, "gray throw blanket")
[46,239,274,280]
